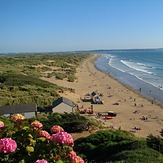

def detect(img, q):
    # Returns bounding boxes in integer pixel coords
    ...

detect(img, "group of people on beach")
[79,105,94,115]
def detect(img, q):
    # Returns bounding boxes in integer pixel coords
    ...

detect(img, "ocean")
[94,49,163,105]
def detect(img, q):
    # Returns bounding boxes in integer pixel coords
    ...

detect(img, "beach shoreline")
[42,54,163,138]
[95,52,163,105]
[94,54,163,108]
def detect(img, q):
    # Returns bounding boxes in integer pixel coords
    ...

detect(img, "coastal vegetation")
[0,73,60,106]
[0,113,84,163]
[0,53,90,106]
[74,130,163,162]
[0,113,163,162]
[0,53,163,162]
[146,129,163,154]
[29,112,101,133]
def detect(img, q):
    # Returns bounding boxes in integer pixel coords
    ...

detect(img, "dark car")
[108,111,117,117]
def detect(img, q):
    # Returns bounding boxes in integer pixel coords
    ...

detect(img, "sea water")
[94,49,163,104]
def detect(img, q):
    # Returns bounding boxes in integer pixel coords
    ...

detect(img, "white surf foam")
[121,60,153,75]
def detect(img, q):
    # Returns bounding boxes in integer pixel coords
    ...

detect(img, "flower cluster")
[38,130,51,140]
[0,138,17,153]
[10,114,25,122]
[0,115,85,163]
[71,155,84,163]
[50,125,64,133]
[35,159,48,163]
[68,150,84,163]
[0,121,4,128]
[52,131,74,146]
[31,120,43,129]
[67,150,76,158]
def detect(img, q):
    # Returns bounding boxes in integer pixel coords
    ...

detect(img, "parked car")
[108,111,117,117]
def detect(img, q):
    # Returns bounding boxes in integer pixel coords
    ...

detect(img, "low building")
[52,97,76,113]
[0,104,37,118]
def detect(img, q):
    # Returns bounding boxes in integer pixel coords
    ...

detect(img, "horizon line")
[0,47,163,54]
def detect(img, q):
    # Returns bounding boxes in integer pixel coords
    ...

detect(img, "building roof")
[0,104,37,115]
[52,97,76,108]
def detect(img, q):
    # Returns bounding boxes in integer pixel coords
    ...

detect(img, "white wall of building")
[52,103,73,113]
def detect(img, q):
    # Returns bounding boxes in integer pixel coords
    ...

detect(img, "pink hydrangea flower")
[0,121,4,128]
[0,138,17,153]
[71,155,84,163]
[35,159,48,163]
[38,130,51,140]
[50,125,64,134]
[31,120,43,129]
[10,114,25,122]
[52,131,74,146]
[67,150,77,158]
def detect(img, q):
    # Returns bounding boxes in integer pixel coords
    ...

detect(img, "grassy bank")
[0,53,91,106]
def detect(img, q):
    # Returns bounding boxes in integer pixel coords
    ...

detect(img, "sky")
[0,0,163,53]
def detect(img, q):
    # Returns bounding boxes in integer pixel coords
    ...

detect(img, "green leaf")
[26,146,34,153]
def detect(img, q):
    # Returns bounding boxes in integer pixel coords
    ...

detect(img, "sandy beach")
[42,54,163,138]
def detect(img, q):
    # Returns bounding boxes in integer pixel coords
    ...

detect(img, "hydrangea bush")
[0,114,84,163]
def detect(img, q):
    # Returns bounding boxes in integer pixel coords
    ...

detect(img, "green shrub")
[74,130,163,162]
[55,73,67,80]
[147,134,163,153]
[30,113,90,134]
[111,148,163,163]
[67,75,76,82]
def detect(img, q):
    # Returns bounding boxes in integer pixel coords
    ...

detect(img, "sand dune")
[42,54,163,138]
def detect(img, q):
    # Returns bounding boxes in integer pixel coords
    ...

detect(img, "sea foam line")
[121,60,153,75]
